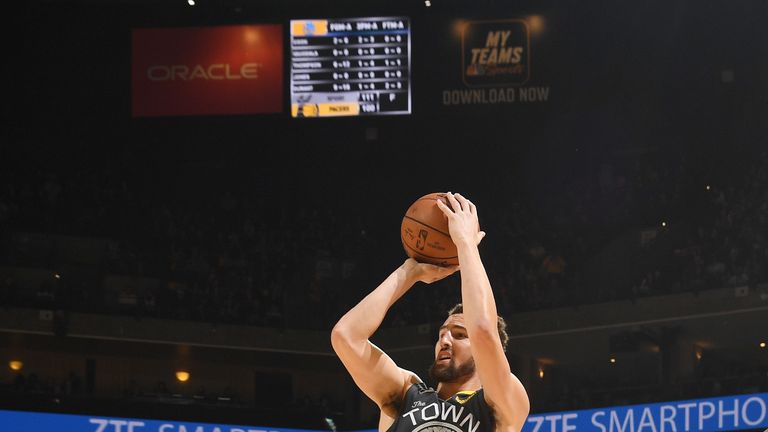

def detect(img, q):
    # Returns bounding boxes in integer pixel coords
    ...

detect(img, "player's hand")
[436,192,486,247]
[402,258,458,284]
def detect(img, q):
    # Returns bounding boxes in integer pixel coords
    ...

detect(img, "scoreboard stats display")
[290,17,412,118]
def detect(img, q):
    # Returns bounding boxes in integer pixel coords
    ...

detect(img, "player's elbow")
[330,322,349,351]
[331,320,359,353]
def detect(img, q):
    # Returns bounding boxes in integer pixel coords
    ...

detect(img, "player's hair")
[447,303,509,352]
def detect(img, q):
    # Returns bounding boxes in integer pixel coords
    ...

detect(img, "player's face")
[429,314,476,383]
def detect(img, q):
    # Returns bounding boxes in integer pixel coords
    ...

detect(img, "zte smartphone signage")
[1,393,766,431]
[132,25,283,117]
[522,393,768,432]
[289,17,412,118]
[0,410,324,432]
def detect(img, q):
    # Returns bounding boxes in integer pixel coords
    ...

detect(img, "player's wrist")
[453,236,477,250]
[398,260,421,285]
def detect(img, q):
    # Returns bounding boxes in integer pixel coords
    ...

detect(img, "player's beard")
[428,356,476,384]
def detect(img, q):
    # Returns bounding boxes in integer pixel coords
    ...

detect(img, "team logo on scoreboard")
[292,20,328,37]
[461,20,529,87]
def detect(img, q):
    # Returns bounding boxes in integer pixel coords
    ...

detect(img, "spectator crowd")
[1,148,767,329]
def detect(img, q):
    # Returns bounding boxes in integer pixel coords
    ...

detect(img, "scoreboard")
[290,17,412,118]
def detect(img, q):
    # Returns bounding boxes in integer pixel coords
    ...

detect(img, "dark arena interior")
[1,0,767,431]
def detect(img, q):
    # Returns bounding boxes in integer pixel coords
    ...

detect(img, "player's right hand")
[436,192,486,247]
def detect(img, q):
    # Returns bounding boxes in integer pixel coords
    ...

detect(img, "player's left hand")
[436,192,486,247]
[402,258,459,284]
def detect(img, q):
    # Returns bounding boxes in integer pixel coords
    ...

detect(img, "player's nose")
[438,332,452,347]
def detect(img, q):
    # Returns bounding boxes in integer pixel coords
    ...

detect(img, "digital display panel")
[289,17,411,117]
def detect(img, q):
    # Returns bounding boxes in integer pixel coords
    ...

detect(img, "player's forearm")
[456,240,499,335]
[332,264,416,340]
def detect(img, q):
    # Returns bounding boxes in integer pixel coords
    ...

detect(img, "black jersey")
[387,383,495,432]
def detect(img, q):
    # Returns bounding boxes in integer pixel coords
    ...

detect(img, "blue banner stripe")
[523,393,768,432]
[1,393,766,432]
[0,410,325,432]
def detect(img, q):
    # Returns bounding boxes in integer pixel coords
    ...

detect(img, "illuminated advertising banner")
[0,410,324,432]
[438,17,551,108]
[132,25,283,117]
[523,393,768,432]
[1,393,766,431]
[461,20,530,87]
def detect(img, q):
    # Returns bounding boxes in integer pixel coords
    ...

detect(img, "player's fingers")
[436,197,454,216]
[467,199,477,215]
[454,193,471,212]
[446,192,463,212]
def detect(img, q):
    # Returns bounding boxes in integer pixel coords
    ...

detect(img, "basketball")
[401,193,458,266]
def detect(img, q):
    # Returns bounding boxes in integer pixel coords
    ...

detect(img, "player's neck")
[436,374,482,400]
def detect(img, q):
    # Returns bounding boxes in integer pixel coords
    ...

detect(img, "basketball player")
[332,192,530,432]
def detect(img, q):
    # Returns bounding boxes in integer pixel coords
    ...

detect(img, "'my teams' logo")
[462,20,529,87]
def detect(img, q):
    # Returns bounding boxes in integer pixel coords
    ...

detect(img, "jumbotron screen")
[289,17,412,118]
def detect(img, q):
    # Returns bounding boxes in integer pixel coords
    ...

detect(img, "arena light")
[424,0,431,7]
[187,0,195,5]
[175,371,190,382]
[9,360,23,371]
[527,15,546,35]
[610,358,616,364]
[760,342,766,349]
[538,367,544,379]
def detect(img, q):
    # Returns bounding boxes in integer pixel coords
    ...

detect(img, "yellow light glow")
[538,368,544,379]
[610,358,616,364]
[527,15,546,35]
[453,20,467,39]
[175,371,190,382]
[760,342,766,349]
[244,28,260,44]
[9,360,23,371]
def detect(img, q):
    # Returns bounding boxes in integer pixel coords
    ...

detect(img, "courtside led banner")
[523,393,768,432]
[132,25,283,117]
[0,410,324,432]
[1,393,766,431]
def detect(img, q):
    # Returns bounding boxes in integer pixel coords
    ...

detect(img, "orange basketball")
[401,193,458,266]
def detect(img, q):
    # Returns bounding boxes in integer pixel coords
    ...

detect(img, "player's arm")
[331,259,457,412]
[437,193,530,431]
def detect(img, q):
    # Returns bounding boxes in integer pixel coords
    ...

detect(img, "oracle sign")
[132,25,283,117]
[146,63,262,81]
